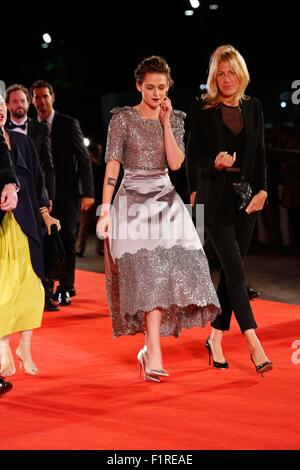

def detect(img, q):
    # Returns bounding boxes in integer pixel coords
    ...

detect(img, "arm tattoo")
[107,177,117,187]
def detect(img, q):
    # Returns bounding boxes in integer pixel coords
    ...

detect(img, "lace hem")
[106,245,220,337]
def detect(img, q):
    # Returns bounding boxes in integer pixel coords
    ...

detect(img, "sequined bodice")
[105,106,185,170]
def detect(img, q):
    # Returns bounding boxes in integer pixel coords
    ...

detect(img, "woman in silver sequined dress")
[96,56,220,382]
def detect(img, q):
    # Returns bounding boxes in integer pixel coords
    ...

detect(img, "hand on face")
[159,97,172,123]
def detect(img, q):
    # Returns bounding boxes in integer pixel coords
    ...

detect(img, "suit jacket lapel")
[240,100,253,179]
[50,112,60,158]
[27,119,35,140]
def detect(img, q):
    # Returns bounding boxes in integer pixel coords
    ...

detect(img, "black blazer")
[186,97,267,225]
[50,112,94,200]
[9,131,49,279]
[27,118,55,200]
[0,129,19,188]
[0,129,19,222]
[5,118,55,200]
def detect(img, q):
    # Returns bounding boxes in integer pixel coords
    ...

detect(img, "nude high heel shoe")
[0,343,16,377]
[15,343,39,375]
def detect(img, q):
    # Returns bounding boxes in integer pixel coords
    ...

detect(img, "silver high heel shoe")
[15,343,39,375]
[141,345,169,377]
[137,346,169,382]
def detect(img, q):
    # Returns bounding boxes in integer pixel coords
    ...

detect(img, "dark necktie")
[10,121,27,130]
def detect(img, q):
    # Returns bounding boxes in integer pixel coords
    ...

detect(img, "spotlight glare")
[43,33,52,44]
[184,10,194,16]
[280,101,287,108]
[84,137,90,147]
[190,0,200,8]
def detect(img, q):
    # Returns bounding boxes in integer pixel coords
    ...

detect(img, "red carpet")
[1,269,300,450]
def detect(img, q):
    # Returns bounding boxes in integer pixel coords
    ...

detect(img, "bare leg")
[16,330,39,375]
[209,326,226,363]
[244,329,270,365]
[0,335,15,376]
[145,309,163,371]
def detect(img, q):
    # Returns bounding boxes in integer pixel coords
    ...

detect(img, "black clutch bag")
[232,181,253,214]
[43,224,67,280]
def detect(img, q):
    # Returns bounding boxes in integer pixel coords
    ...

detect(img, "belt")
[225,167,241,172]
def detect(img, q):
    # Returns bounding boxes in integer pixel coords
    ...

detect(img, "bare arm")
[101,160,121,208]
[96,160,120,238]
[160,98,184,171]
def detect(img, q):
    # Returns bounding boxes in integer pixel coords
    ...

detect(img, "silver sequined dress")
[105,107,220,337]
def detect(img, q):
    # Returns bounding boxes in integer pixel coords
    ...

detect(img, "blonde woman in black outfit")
[186,45,272,376]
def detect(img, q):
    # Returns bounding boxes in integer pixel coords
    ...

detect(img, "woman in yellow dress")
[0,92,60,376]
[0,92,19,393]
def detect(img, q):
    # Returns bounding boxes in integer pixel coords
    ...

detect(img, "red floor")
[1,269,300,450]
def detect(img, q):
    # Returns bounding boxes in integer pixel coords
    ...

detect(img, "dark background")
[2,0,299,141]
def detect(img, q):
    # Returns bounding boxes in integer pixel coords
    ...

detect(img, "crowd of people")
[4,43,293,394]
[0,80,94,394]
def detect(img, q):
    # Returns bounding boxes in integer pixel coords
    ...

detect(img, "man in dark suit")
[31,80,94,305]
[5,83,58,311]
[5,84,55,204]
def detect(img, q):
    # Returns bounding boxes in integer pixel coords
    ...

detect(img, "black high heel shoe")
[205,338,229,369]
[0,376,13,396]
[250,355,273,377]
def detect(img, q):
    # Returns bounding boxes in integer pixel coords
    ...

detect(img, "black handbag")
[232,180,253,215]
[43,224,67,280]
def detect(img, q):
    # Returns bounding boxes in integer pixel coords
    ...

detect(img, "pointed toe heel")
[250,355,273,377]
[205,338,229,369]
[137,347,164,383]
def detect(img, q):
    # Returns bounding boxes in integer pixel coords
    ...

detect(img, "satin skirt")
[105,168,220,337]
[0,212,44,338]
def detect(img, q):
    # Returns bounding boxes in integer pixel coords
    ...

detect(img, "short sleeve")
[171,110,186,153]
[105,110,127,164]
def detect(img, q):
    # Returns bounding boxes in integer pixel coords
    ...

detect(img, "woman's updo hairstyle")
[134,55,174,87]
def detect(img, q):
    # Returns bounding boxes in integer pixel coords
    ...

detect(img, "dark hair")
[30,80,54,97]
[6,83,31,104]
[134,55,173,86]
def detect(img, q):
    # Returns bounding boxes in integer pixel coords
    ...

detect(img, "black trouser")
[44,197,80,297]
[205,212,257,333]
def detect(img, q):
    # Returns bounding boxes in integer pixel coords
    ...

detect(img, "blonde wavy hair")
[202,45,250,108]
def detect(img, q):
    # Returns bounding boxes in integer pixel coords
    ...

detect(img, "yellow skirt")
[0,212,44,338]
